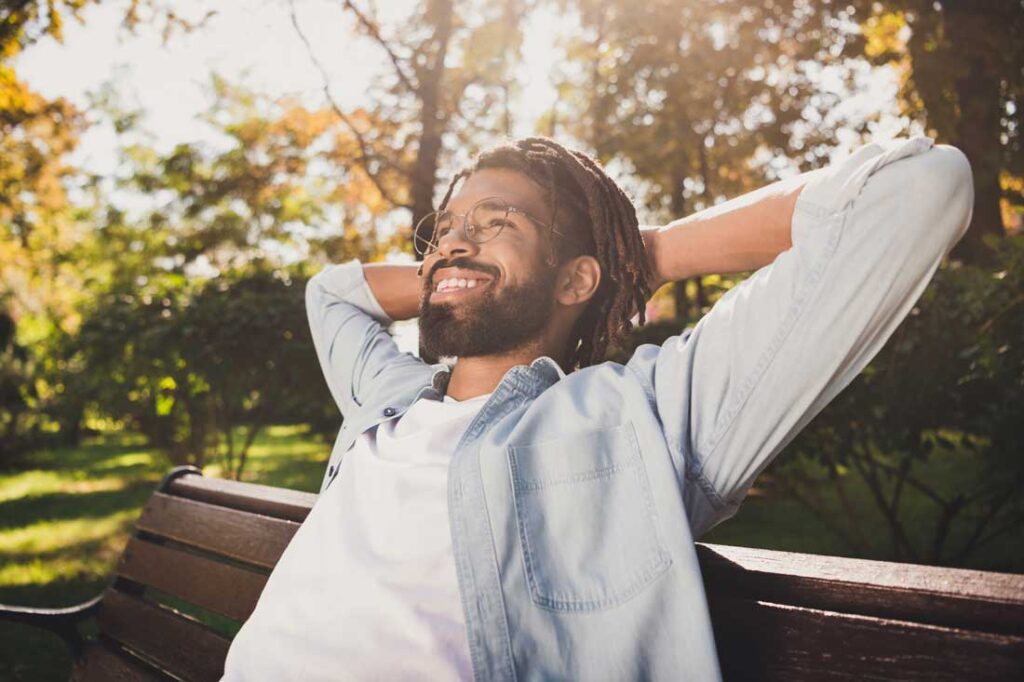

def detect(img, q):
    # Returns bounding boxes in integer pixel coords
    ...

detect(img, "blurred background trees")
[0,0,1021,568]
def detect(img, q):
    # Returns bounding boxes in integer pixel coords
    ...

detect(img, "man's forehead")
[448,168,550,221]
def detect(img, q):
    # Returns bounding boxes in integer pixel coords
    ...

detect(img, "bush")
[67,269,337,477]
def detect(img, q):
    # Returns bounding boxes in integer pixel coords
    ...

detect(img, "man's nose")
[436,221,480,260]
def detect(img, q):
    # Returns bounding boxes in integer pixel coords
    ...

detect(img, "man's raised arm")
[361,263,422,321]
[627,138,974,536]
[641,169,814,284]
[305,262,426,418]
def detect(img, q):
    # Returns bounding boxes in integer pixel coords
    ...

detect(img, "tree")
[854,1,1024,264]
[69,271,334,478]
[769,233,1024,567]
[61,78,394,474]
[289,0,528,238]
[107,77,391,279]
[1,0,218,455]
[553,0,855,317]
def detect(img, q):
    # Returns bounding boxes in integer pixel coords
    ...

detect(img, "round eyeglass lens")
[412,197,514,256]
[466,198,512,244]
[413,211,449,256]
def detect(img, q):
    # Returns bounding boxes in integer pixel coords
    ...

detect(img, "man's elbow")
[914,144,975,250]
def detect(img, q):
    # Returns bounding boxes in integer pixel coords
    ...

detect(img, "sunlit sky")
[12,0,908,352]
[15,0,907,175]
[15,0,562,174]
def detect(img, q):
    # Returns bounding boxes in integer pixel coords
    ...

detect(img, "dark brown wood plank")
[698,543,1024,635]
[136,493,300,570]
[96,589,230,682]
[71,643,165,681]
[117,537,268,622]
[165,474,316,522]
[710,597,1024,681]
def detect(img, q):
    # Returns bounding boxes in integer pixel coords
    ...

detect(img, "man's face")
[418,168,559,359]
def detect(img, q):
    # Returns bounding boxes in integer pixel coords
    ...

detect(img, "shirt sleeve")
[305,260,425,418]
[627,138,975,536]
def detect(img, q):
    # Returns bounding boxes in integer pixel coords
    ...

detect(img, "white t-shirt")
[222,393,491,681]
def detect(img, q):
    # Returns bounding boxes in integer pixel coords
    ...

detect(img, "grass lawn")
[0,425,1019,679]
[0,425,330,681]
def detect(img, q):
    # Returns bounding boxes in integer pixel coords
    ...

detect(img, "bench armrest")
[0,593,103,634]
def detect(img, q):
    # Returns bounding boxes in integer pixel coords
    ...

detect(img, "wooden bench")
[2,466,1022,680]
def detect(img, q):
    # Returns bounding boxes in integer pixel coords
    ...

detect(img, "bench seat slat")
[136,493,300,570]
[97,589,230,682]
[118,537,268,622]
[710,597,1024,681]
[71,643,165,681]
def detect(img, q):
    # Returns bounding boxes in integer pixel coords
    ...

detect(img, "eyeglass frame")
[413,195,564,258]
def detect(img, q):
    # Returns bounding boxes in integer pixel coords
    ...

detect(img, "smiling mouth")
[431,276,493,298]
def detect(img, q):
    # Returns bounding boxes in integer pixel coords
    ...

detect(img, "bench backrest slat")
[698,544,1024,635]
[710,596,1024,681]
[164,475,315,522]
[136,492,301,570]
[118,537,269,622]
[96,589,230,682]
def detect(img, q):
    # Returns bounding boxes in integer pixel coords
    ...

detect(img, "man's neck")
[445,347,547,401]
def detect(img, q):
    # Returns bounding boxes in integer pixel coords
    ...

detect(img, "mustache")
[424,257,499,284]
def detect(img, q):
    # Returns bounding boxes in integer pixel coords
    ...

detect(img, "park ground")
[1,426,1020,680]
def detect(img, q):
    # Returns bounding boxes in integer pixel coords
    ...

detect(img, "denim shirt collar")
[426,355,565,400]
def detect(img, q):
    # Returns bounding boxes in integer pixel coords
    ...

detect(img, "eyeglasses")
[413,196,562,257]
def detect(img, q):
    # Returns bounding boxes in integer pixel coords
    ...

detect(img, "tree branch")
[339,0,418,92]
[773,466,869,554]
[853,442,919,561]
[820,449,872,550]
[870,456,949,506]
[289,1,412,210]
[954,481,1020,563]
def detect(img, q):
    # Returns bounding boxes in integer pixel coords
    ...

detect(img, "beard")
[419,259,558,359]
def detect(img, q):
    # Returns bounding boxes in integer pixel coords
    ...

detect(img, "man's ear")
[555,255,601,307]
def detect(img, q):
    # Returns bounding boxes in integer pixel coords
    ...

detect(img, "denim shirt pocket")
[508,423,673,612]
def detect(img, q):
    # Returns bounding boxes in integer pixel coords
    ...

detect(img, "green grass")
[0,425,329,681]
[0,426,1020,680]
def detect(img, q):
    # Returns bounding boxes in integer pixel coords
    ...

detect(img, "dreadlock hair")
[437,137,654,371]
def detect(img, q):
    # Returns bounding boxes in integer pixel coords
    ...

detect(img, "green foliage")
[105,78,391,279]
[613,236,1024,567]
[555,0,861,217]
[774,234,1024,566]
[851,1,1023,262]
[0,310,37,462]
[67,271,336,477]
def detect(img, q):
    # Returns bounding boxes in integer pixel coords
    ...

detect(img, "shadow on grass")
[0,576,109,609]
[0,484,158,531]
[16,433,157,473]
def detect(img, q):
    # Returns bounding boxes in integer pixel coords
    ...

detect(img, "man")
[222,136,973,680]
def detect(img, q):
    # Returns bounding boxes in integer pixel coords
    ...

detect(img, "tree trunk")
[413,0,454,364]
[941,9,1005,265]
[410,0,454,238]
[670,164,692,320]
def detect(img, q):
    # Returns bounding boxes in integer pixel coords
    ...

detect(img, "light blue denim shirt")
[304,138,972,680]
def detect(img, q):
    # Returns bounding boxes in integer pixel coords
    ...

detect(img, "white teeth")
[434,277,488,293]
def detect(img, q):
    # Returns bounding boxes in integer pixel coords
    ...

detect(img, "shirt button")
[383,407,397,417]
